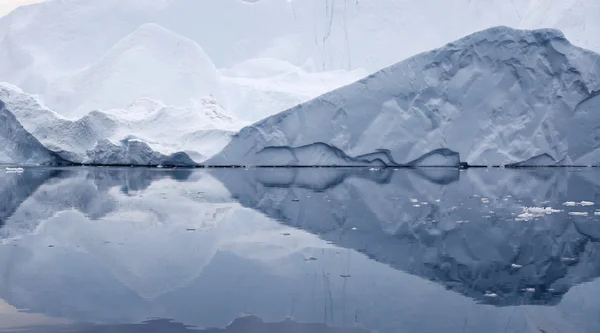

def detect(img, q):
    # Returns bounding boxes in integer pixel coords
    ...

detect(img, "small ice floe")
[351,227,358,231]
[561,257,577,262]
[413,205,421,208]
[594,212,600,216]
[5,167,24,173]
[484,292,498,298]
[480,198,490,204]
[369,168,379,171]
[421,202,429,205]
[511,263,523,269]
[410,198,419,203]
[435,199,441,203]
[563,201,595,207]
[568,212,588,216]
[515,207,562,221]
[523,288,535,292]
[156,165,164,168]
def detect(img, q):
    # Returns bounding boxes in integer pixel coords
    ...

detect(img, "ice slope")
[0,83,233,165]
[44,23,224,117]
[208,27,600,167]
[0,100,64,165]
[220,58,367,120]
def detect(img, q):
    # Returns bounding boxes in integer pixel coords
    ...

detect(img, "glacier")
[208,27,600,167]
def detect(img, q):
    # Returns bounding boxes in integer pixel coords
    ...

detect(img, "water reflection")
[0,167,599,333]
[13,316,370,333]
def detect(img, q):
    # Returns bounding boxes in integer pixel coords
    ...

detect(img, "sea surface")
[0,167,599,333]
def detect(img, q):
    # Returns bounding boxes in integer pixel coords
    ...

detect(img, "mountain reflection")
[0,167,599,333]
[13,316,370,333]
[212,167,600,306]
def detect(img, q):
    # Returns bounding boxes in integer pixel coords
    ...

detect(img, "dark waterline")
[0,167,599,333]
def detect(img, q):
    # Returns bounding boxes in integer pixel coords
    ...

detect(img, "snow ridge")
[208,27,600,167]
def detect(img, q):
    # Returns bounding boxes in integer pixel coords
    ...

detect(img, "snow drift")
[208,27,600,167]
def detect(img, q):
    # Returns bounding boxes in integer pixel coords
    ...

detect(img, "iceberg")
[208,27,600,167]
[0,83,236,165]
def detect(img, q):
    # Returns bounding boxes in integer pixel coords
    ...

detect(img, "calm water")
[0,167,599,333]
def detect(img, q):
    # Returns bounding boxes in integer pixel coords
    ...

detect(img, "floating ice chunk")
[515,207,562,221]
[511,263,523,269]
[5,167,24,173]
[484,292,498,298]
[594,212,600,216]
[410,198,419,203]
[568,212,588,216]
[562,257,578,262]
[563,201,594,207]
[480,198,490,204]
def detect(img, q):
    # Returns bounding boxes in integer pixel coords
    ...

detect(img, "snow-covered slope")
[208,27,600,167]
[0,99,64,165]
[44,23,224,117]
[0,83,235,165]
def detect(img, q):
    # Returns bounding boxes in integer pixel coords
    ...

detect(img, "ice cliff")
[208,27,600,167]
[0,100,65,165]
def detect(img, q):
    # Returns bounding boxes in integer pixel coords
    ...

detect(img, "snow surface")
[209,27,600,167]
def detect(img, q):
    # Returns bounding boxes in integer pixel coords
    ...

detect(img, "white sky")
[0,0,44,16]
